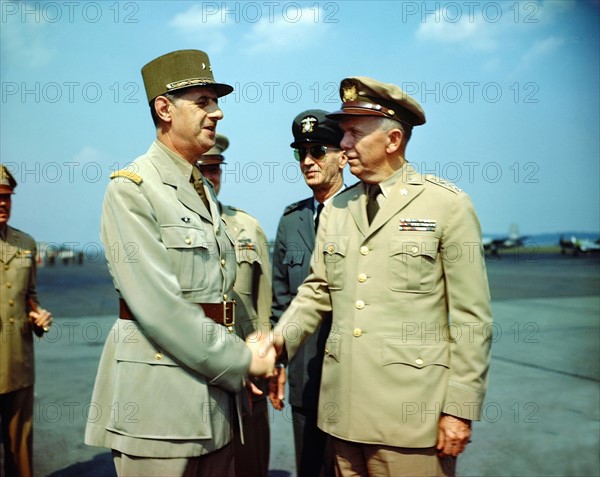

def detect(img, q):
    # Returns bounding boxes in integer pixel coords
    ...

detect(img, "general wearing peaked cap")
[0,164,17,194]
[141,49,234,103]
[197,133,229,166]
[290,109,344,148]
[327,76,426,127]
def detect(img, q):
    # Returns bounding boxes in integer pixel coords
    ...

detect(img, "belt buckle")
[223,300,235,332]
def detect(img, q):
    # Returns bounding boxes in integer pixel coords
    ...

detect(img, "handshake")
[245,330,284,378]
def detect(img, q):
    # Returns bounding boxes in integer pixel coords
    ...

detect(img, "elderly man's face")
[340,117,390,183]
[297,144,346,192]
[0,193,12,225]
[167,87,224,160]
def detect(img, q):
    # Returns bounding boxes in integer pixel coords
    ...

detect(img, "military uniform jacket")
[276,164,493,447]
[220,204,271,342]
[271,198,332,410]
[84,141,252,458]
[0,226,42,394]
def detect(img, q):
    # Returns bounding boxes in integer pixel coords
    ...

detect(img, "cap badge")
[342,84,358,102]
[301,116,318,133]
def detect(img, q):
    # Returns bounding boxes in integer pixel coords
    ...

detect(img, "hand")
[268,366,286,410]
[29,307,52,332]
[436,414,472,457]
[260,330,285,359]
[246,331,276,378]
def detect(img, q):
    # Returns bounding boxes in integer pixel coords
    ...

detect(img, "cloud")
[169,4,230,54]
[415,5,498,51]
[243,6,333,54]
[519,36,566,69]
[0,3,56,70]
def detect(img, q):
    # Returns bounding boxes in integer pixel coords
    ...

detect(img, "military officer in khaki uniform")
[270,109,347,477]
[197,134,272,477]
[269,77,493,477]
[84,50,275,477]
[0,164,53,477]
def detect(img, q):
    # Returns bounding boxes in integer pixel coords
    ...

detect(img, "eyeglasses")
[294,145,340,161]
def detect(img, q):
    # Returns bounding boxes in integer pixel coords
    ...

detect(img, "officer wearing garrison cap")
[0,164,53,477]
[270,109,347,477]
[268,77,493,476]
[197,134,272,477]
[84,50,275,477]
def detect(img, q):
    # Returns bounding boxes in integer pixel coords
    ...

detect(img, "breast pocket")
[323,235,349,291]
[161,225,212,292]
[388,235,440,293]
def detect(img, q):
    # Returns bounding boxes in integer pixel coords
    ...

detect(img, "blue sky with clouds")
[1,0,598,249]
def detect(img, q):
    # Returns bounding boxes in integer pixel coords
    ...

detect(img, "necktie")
[191,166,210,211]
[314,202,324,232]
[366,184,381,224]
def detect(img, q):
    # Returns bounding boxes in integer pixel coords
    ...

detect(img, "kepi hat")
[142,49,233,103]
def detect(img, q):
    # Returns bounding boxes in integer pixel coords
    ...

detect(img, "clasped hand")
[245,331,277,378]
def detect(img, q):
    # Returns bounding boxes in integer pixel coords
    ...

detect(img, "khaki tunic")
[0,226,41,394]
[84,141,252,458]
[276,164,493,448]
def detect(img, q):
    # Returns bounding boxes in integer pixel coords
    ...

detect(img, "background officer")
[270,110,346,477]
[268,77,493,477]
[197,134,272,477]
[0,164,52,477]
[84,50,274,477]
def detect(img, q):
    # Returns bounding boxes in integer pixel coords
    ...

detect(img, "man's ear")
[154,96,173,123]
[386,128,403,154]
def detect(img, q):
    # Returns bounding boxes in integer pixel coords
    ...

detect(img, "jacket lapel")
[367,164,425,238]
[297,199,316,251]
[0,227,19,264]
[347,183,369,238]
[147,144,213,223]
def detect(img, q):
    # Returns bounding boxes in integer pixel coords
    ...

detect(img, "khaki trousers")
[0,386,34,477]
[112,442,235,477]
[332,437,456,477]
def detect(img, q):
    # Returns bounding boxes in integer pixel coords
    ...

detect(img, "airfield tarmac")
[4,251,600,477]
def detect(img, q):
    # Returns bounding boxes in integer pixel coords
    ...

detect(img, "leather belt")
[119,298,235,329]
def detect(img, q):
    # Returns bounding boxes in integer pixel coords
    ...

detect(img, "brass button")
[221,259,226,266]
[8,299,14,306]
[353,328,362,337]
[223,293,228,301]
[3,264,8,270]
[155,353,163,360]
[8,317,15,323]
[360,246,369,255]
[357,273,367,283]
[324,348,329,354]
[355,300,365,310]
[415,358,424,366]
[185,237,192,245]
[412,246,419,254]
[6,282,11,288]
[327,244,335,254]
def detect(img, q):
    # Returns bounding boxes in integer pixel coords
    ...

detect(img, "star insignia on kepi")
[301,116,318,133]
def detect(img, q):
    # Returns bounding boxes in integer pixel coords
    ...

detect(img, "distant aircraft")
[559,235,600,256]
[482,224,527,256]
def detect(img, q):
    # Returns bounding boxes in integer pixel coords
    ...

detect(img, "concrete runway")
[8,252,600,476]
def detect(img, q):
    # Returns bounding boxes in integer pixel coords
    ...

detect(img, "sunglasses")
[294,145,339,161]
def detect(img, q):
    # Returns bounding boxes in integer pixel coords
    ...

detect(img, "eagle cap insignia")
[341,82,358,102]
[301,116,318,133]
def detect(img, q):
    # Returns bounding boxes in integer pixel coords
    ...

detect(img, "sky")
[1,0,599,252]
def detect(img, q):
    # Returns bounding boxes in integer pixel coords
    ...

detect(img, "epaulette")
[283,200,305,215]
[227,205,249,215]
[110,170,143,185]
[425,175,462,194]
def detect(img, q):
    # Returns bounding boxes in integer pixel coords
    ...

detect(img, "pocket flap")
[390,235,439,259]
[161,225,208,249]
[382,340,449,369]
